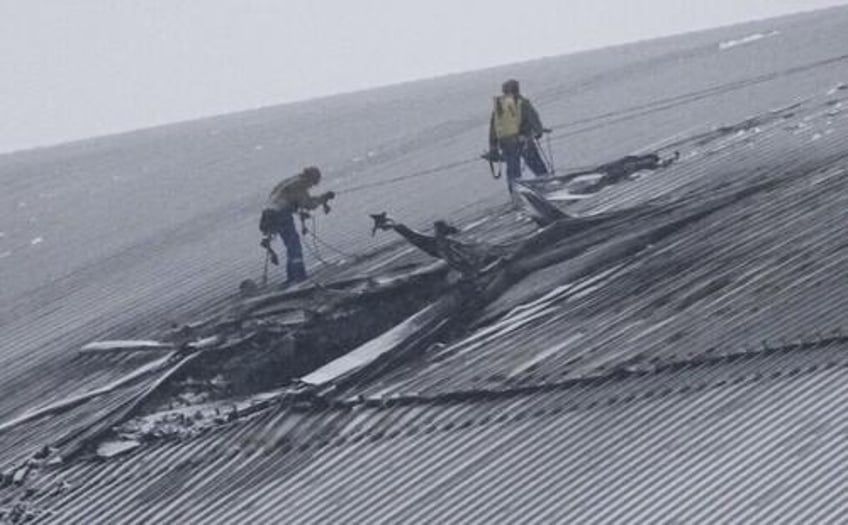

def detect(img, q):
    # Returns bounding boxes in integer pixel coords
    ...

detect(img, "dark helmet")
[502,79,520,95]
[302,166,322,184]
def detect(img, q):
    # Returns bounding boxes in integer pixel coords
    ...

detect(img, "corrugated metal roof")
[3,10,848,524]
[5,339,848,523]
[0,351,176,469]
[351,96,848,399]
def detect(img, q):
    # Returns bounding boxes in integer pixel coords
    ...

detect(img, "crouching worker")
[259,166,335,285]
[488,79,549,194]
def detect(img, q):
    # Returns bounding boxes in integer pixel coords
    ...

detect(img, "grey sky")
[1,0,846,153]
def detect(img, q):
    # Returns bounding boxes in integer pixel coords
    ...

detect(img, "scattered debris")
[79,340,174,354]
[96,439,141,459]
[827,82,848,96]
[0,501,51,524]
[521,150,679,196]
[1,447,61,490]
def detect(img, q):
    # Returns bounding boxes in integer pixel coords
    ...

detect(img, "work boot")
[510,191,524,210]
[286,258,308,284]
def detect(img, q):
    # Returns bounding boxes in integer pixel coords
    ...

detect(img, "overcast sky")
[1,0,846,154]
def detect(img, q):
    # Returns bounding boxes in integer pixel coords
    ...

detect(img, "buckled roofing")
[4,7,848,524]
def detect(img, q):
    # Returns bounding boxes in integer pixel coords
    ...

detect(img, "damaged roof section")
[0,348,177,469]
[3,65,848,523]
[5,337,848,523]
[357,157,848,398]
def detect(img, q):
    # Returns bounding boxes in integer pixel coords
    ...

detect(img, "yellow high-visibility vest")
[493,95,522,140]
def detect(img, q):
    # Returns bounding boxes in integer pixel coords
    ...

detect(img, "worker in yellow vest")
[488,79,549,194]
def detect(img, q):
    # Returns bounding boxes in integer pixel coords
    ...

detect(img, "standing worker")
[488,79,550,194]
[259,166,335,285]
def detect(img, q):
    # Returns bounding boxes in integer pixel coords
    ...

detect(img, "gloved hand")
[322,191,335,214]
[259,209,275,235]
[481,149,502,162]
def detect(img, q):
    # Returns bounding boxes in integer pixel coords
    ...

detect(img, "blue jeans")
[266,209,306,283]
[500,138,549,192]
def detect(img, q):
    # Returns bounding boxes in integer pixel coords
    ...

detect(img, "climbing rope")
[298,214,357,271]
[335,157,480,196]
[546,132,556,175]
[325,51,848,197]
[309,216,357,259]
[533,134,556,175]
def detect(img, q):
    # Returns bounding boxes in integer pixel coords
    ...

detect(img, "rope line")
[326,52,848,196]
[335,158,479,195]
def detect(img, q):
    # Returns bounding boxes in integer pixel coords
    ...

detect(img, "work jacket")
[266,173,324,212]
